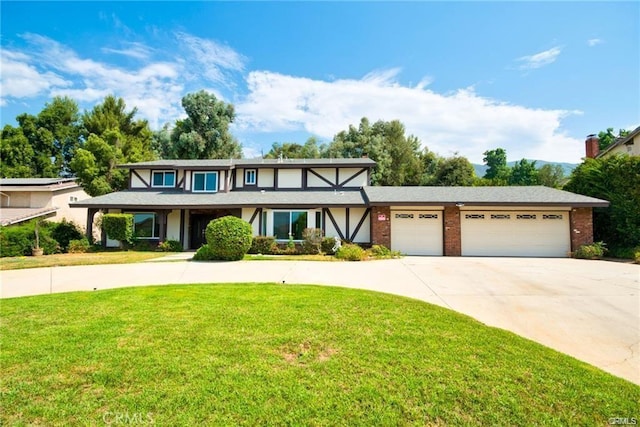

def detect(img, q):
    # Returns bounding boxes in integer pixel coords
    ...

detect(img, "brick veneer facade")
[443,206,461,256]
[370,206,391,248]
[570,207,594,251]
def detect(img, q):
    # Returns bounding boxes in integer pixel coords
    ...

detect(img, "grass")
[244,253,341,261]
[0,251,173,270]
[2,284,638,426]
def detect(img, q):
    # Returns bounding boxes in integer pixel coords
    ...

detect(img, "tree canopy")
[565,155,640,250]
[0,97,80,178]
[169,91,241,159]
[70,95,155,196]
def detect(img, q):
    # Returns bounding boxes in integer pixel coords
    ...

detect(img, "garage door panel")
[461,211,570,257]
[391,210,443,256]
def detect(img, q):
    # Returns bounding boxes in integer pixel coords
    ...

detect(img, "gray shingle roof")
[0,178,77,186]
[363,186,609,207]
[118,158,375,170]
[72,190,367,209]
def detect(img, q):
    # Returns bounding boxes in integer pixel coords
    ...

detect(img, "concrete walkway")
[1,256,638,384]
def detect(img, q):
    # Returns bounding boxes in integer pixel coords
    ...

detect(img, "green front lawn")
[2,285,637,425]
[0,251,174,270]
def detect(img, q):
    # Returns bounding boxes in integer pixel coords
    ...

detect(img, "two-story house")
[585,126,640,159]
[0,178,90,227]
[72,158,608,257]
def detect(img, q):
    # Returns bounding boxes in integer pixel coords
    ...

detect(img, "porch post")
[86,208,99,242]
[157,210,170,242]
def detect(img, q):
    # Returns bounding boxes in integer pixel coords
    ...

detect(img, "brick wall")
[371,206,391,248]
[570,207,594,251]
[444,206,461,256]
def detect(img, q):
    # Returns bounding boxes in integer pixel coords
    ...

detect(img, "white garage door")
[391,210,443,255]
[461,211,570,257]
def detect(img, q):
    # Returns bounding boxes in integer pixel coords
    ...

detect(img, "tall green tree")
[70,95,155,196]
[0,97,81,178]
[325,118,424,186]
[482,148,510,184]
[433,155,476,186]
[565,155,640,249]
[537,164,564,188]
[265,137,322,159]
[0,125,36,177]
[170,90,241,159]
[509,159,539,185]
[598,128,630,151]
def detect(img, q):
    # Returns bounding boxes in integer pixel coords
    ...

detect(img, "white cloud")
[587,38,603,47]
[1,32,232,129]
[516,46,562,70]
[0,49,71,104]
[236,70,583,163]
[101,42,154,60]
[174,32,246,86]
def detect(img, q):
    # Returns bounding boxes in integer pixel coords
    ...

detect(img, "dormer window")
[193,172,218,193]
[152,171,175,188]
[245,169,257,185]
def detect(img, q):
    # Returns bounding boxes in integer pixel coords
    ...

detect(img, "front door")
[189,209,242,249]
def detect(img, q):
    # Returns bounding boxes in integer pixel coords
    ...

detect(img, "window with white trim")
[152,171,175,188]
[133,213,159,239]
[193,172,218,193]
[245,169,257,185]
[273,211,308,240]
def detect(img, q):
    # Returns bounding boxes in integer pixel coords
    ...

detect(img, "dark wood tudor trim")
[335,168,339,188]
[339,168,367,187]
[248,208,261,225]
[302,168,308,190]
[274,169,279,190]
[308,169,336,188]
[131,170,150,188]
[179,209,185,248]
[345,208,350,241]
[176,172,185,190]
[258,208,264,235]
[322,209,326,235]
[323,208,345,240]
[350,208,371,241]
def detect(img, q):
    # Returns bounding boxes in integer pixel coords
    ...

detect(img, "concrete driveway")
[1,256,638,384]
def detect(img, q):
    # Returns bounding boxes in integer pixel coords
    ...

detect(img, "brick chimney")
[585,134,599,158]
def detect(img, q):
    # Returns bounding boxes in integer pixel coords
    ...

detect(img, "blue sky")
[1,2,638,163]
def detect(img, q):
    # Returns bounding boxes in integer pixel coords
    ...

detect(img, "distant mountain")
[472,160,578,178]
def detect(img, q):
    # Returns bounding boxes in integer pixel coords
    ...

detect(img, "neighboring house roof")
[72,190,366,209]
[117,158,376,170]
[0,207,58,226]
[0,178,80,192]
[597,125,640,158]
[363,186,609,207]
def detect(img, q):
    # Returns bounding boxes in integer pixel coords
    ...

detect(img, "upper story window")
[152,171,175,188]
[193,171,218,193]
[245,169,257,185]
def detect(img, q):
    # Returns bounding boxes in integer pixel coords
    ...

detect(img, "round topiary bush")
[205,216,253,261]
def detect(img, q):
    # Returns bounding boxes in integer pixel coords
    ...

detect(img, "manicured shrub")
[102,214,134,247]
[302,228,323,254]
[634,248,640,264]
[335,243,367,261]
[574,241,606,259]
[193,244,214,261]
[68,238,91,254]
[205,216,253,261]
[321,236,339,254]
[51,219,84,252]
[157,240,183,252]
[249,236,277,254]
[0,220,59,257]
[131,239,157,252]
